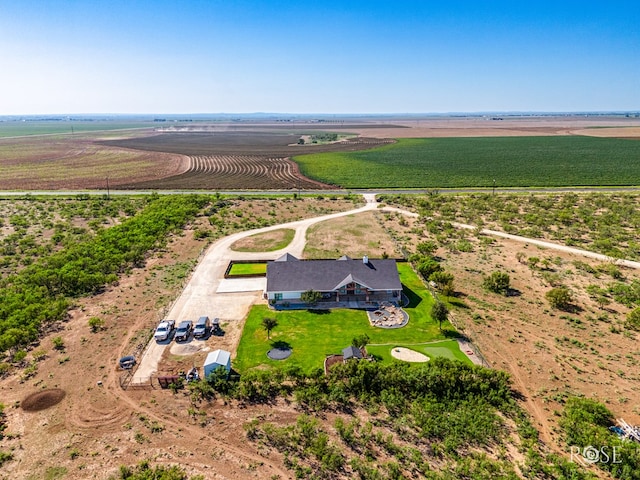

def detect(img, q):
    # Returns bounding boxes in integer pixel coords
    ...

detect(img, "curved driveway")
[132,194,378,381]
[133,193,639,381]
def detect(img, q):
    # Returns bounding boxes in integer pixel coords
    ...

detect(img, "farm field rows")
[294,136,640,188]
[0,134,187,190]
[119,154,334,190]
[3,120,640,191]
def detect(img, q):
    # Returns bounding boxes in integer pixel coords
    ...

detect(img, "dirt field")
[3,116,639,191]
[0,132,188,190]
[347,116,640,138]
[375,207,640,449]
[0,196,361,480]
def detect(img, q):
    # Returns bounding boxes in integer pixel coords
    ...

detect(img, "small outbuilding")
[342,345,363,361]
[203,349,231,377]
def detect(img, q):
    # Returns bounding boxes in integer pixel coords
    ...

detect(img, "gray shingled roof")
[342,345,363,359]
[266,256,402,293]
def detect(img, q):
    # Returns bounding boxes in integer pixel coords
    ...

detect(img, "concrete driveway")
[132,196,378,382]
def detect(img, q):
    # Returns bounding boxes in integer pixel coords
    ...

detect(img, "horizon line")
[1,110,639,119]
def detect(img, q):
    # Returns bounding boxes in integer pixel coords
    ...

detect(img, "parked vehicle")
[154,320,175,342]
[211,317,221,335]
[186,367,199,383]
[118,355,136,370]
[174,320,193,342]
[193,316,210,339]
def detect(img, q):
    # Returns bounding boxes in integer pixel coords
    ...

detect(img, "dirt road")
[381,206,640,269]
[135,193,639,382]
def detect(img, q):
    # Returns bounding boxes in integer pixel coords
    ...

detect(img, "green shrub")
[51,336,65,350]
[483,271,511,295]
[546,287,573,310]
[88,317,105,333]
[626,307,640,331]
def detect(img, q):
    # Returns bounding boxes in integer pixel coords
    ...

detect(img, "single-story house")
[265,254,402,306]
[203,349,231,377]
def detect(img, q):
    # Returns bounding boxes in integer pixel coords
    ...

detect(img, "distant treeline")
[0,195,208,353]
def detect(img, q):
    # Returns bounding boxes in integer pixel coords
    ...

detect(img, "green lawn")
[294,136,640,188]
[227,262,267,276]
[235,262,462,373]
[367,340,471,365]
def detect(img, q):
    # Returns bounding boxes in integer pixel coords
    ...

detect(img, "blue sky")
[0,0,638,114]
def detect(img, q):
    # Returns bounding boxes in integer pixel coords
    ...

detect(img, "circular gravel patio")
[267,348,292,360]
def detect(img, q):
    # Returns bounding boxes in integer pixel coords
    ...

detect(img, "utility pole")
[492,179,496,195]
[106,176,110,199]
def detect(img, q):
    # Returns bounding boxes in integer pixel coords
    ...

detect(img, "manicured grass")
[294,136,640,188]
[235,262,457,373]
[227,262,267,276]
[366,340,471,365]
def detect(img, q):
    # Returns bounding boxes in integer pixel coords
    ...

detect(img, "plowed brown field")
[118,154,335,190]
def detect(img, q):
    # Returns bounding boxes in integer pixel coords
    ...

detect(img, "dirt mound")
[21,388,66,412]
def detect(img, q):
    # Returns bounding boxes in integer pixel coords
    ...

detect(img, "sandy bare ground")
[570,126,640,137]
[381,206,640,270]
[378,200,640,451]
[3,192,639,478]
[348,117,640,138]
[390,347,430,362]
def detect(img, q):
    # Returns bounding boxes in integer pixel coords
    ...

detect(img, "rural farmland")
[294,136,640,188]
[2,117,640,480]
[4,0,640,477]
[2,118,640,191]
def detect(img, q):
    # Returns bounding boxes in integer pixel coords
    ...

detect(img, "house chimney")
[363,255,369,264]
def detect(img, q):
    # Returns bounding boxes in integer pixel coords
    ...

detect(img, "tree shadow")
[271,340,292,350]
[402,284,422,308]
[212,326,225,337]
[506,288,522,297]
[447,297,470,309]
[450,331,471,342]
[308,309,330,315]
[561,303,583,314]
[442,329,462,339]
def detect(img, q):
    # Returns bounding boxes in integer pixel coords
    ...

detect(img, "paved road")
[1,187,640,197]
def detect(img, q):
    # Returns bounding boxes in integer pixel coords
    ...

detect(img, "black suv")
[174,320,193,342]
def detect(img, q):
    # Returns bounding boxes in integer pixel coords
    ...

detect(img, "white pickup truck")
[154,320,175,342]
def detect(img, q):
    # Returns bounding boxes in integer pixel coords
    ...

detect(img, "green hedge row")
[0,195,208,353]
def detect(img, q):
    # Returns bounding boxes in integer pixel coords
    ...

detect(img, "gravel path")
[380,206,640,269]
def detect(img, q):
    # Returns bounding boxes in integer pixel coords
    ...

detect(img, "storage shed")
[203,349,231,377]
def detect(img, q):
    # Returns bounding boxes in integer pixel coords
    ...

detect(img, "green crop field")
[294,136,640,188]
[0,121,156,138]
